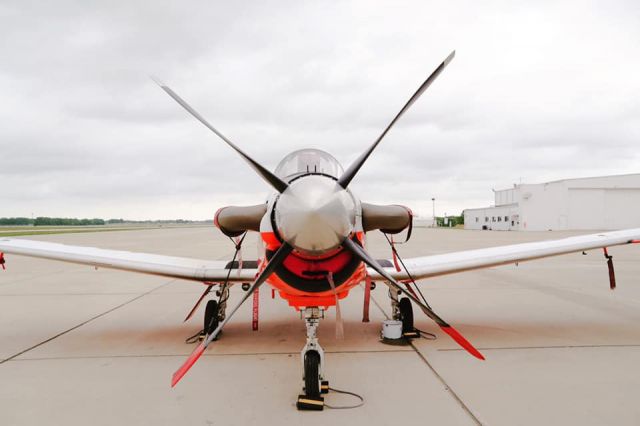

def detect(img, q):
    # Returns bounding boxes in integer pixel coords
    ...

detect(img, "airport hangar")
[463,173,640,231]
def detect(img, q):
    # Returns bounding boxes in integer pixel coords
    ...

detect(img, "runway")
[1,226,639,425]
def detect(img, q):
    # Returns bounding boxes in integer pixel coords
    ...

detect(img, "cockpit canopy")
[274,149,344,181]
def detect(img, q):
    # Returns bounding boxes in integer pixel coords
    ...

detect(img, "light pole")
[431,198,435,227]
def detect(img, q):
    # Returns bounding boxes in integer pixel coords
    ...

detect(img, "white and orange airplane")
[1,51,639,409]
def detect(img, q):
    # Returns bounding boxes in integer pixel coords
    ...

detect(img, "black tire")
[399,297,414,333]
[304,351,321,398]
[204,300,219,335]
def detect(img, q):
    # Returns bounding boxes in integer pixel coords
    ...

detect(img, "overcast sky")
[1,1,639,220]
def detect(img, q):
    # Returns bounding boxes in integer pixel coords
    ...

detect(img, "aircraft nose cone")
[274,175,356,255]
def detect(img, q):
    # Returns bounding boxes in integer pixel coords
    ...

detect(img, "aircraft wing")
[368,228,640,281]
[3,229,639,285]
[0,238,258,282]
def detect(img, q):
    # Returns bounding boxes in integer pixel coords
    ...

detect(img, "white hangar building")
[463,173,640,231]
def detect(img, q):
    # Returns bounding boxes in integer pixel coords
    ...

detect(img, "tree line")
[0,217,106,226]
[0,217,204,226]
[435,214,465,227]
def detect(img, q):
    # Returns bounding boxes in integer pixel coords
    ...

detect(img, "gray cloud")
[1,0,639,220]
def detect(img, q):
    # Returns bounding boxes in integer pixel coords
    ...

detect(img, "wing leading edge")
[0,238,257,282]
[369,228,640,281]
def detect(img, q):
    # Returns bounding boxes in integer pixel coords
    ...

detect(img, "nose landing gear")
[297,307,328,410]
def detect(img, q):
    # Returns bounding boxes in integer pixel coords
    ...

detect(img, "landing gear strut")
[297,307,328,410]
[389,284,401,320]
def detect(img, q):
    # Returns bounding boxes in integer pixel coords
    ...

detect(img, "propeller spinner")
[274,175,356,255]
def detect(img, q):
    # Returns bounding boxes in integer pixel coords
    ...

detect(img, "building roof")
[497,172,640,192]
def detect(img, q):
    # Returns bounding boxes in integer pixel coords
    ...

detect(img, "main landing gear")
[381,284,418,344]
[201,284,230,341]
[297,307,329,410]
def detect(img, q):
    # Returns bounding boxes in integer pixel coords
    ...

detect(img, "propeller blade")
[440,324,485,360]
[337,51,455,188]
[171,242,293,387]
[153,79,289,193]
[172,341,206,387]
[342,237,484,360]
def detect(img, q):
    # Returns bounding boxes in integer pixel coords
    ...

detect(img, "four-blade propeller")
[159,50,482,388]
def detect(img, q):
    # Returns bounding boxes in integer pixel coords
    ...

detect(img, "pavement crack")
[0,280,173,365]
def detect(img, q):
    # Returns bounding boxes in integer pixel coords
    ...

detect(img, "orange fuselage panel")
[260,231,366,309]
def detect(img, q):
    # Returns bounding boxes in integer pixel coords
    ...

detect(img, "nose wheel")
[303,351,321,398]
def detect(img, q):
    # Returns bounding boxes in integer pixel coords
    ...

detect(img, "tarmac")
[1,226,639,425]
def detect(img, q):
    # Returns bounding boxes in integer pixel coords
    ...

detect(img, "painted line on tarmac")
[7,349,414,362]
[439,343,640,352]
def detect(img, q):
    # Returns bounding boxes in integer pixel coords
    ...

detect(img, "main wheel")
[304,350,321,398]
[398,297,414,333]
[204,300,219,335]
